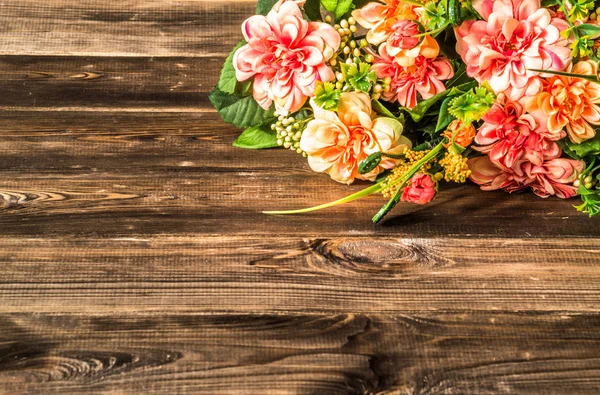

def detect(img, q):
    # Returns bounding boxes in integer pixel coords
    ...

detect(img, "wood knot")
[306,238,454,276]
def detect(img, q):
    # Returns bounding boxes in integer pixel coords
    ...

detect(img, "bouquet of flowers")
[210,0,600,222]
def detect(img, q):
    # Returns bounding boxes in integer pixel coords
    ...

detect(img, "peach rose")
[300,92,412,184]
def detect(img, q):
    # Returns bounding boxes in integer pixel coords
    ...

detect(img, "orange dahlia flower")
[526,60,600,143]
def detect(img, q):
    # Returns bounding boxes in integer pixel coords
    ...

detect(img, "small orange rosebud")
[442,120,476,148]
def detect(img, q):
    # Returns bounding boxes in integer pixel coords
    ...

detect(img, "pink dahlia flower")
[300,92,412,184]
[469,155,584,198]
[401,173,437,204]
[475,94,561,171]
[371,45,454,109]
[455,0,571,99]
[233,0,340,115]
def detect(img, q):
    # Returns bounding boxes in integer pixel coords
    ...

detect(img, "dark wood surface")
[1,1,600,393]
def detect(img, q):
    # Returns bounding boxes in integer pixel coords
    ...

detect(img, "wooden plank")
[0,111,597,238]
[0,236,599,314]
[0,0,252,57]
[0,56,221,109]
[0,312,599,393]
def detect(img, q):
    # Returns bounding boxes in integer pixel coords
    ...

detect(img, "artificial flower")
[351,0,418,45]
[455,0,572,99]
[300,92,412,183]
[469,155,584,198]
[372,46,454,109]
[385,20,440,67]
[443,120,476,148]
[526,59,600,143]
[401,173,437,204]
[233,0,340,115]
[313,81,341,110]
[475,94,561,170]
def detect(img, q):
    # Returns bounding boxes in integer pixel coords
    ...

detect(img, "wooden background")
[1,1,600,393]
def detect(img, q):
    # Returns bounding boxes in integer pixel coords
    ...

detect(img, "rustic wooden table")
[2,1,600,393]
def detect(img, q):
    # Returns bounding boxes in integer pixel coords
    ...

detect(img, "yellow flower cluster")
[439,151,471,183]
[589,6,600,20]
[381,148,432,198]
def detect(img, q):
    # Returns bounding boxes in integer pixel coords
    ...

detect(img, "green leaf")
[445,64,474,89]
[358,152,383,174]
[404,80,477,122]
[435,97,454,132]
[209,88,275,128]
[561,132,600,158]
[575,23,600,38]
[320,0,353,20]
[256,0,278,14]
[217,41,246,94]
[233,124,279,149]
[304,0,322,20]
[557,138,582,159]
[372,99,403,120]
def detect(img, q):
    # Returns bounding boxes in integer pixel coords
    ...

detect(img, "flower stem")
[527,68,600,83]
[372,141,445,222]
[264,141,446,217]
[263,183,383,215]
[415,23,450,38]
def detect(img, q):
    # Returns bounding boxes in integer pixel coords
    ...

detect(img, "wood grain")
[0,236,599,314]
[0,111,597,238]
[1,312,599,394]
[1,0,599,393]
[0,56,219,109]
[0,0,251,57]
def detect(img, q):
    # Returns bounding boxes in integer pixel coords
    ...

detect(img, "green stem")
[384,141,445,191]
[263,183,383,215]
[415,23,450,38]
[372,141,445,223]
[264,141,446,216]
[527,69,600,83]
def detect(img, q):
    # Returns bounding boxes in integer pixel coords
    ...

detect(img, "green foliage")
[372,100,403,121]
[448,83,495,122]
[358,152,383,174]
[233,124,279,149]
[561,132,600,159]
[435,97,454,132]
[209,88,275,128]
[304,0,322,20]
[217,41,246,95]
[341,61,377,92]
[574,158,600,217]
[421,1,447,30]
[314,82,341,110]
[320,0,354,20]
[445,64,474,89]
[404,80,477,122]
[256,0,279,15]
[574,23,600,37]
[560,0,595,23]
